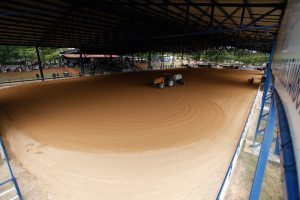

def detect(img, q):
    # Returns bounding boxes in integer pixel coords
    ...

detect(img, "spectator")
[52,73,56,79]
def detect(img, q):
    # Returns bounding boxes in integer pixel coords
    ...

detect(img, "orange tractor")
[153,73,184,89]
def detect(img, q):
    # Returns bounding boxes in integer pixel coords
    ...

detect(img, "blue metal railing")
[0,138,23,200]
[252,43,276,146]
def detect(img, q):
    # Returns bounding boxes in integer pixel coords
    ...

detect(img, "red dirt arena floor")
[0,68,261,200]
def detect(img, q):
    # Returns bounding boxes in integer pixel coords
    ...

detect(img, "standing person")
[249,77,254,84]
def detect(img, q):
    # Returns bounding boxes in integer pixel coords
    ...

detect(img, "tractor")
[153,73,184,89]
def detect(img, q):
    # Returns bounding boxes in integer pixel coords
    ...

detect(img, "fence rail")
[0,138,22,200]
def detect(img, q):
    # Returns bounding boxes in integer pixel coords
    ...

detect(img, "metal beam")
[220,7,241,25]
[167,0,209,28]
[245,8,279,27]
[185,0,224,28]
[0,0,286,53]
[213,1,239,28]
[210,4,215,29]
[63,1,285,8]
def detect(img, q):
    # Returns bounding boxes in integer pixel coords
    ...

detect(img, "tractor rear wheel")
[167,80,174,87]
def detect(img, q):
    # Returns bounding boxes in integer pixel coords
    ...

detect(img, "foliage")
[190,47,268,65]
[0,45,66,66]
[0,45,268,66]
[39,47,65,63]
[0,46,21,65]
[133,47,268,65]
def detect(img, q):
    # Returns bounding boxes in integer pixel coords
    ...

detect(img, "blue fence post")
[249,94,276,200]
[12,177,23,200]
[274,135,280,155]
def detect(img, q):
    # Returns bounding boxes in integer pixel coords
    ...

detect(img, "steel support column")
[35,46,44,80]
[181,50,184,66]
[110,54,113,67]
[172,51,175,67]
[80,52,84,76]
[120,55,123,66]
[148,51,151,69]
[59,55,63,67]
[250,93,276,200]
[131,53,134,69]
[180,4,188,67]
[161,51,164,69]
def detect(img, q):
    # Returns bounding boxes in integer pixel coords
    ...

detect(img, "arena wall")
[272,0,300,193]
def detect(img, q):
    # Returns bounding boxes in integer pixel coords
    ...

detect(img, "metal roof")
[63,54,119,58]
[0,0,287,53]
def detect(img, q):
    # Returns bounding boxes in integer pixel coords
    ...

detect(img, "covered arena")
[0,1,293,200]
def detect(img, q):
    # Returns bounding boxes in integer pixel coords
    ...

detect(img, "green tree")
[0,45,67,66]
[189,47,268,65]
[39,47,65,63]
[0,46,20,65]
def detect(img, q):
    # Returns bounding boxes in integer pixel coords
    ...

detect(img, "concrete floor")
[225,88,282,200]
